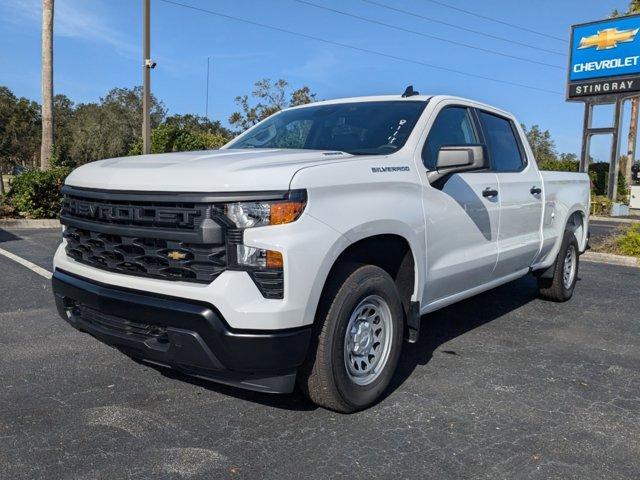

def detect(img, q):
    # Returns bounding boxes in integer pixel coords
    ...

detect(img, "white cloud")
[284,50,341,83]
[0,0,139,59]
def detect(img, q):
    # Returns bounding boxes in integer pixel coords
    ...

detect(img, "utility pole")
[142,0,152,154]
[205,57,210,118]
[40,0,54,170]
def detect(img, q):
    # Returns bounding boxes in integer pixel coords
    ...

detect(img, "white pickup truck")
[52,91,590,412]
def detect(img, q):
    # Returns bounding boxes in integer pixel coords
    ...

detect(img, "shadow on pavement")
[0,228,21,244]
[386,274,541,397]
[139,274,545,413]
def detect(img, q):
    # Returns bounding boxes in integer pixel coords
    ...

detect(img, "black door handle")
[530,186,542,195]
[482,187,498,198]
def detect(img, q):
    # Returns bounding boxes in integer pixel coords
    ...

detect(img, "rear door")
[476,109,543,279]
[419,104,500,304]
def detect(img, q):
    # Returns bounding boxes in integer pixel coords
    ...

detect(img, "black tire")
[298,264,404,413]
[538,229,580,302]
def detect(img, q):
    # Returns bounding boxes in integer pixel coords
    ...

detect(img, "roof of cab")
[285,94,433,109]
[283,93,515,119]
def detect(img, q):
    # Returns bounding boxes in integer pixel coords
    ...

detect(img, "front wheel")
[298,264,404,413]
[538,229,580,302]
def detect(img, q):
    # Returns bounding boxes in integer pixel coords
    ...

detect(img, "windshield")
[226,100,428,155]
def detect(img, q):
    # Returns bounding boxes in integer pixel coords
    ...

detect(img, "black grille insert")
[77,305,168,342]
[64,226,226,283]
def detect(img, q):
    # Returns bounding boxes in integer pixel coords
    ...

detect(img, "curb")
[0,219,60,229]
[590,216,640,224]
[582,251,639,268]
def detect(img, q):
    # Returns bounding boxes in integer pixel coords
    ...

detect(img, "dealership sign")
[567,14,640,99]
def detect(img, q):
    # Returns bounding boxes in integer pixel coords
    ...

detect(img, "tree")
[68,86,165,165]
[164,114,231,138]
[128,123,229,155]
[0,87,41,170]
[522,124,557,163]
[229,78,316,131]
[559,152,578,163]
[52,94,74,166]
[40,0,54,170]
[290,86,316,107]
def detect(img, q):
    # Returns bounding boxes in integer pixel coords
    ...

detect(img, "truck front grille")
[61,187,229,284]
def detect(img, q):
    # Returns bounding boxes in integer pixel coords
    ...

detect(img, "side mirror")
[428,145,487,185]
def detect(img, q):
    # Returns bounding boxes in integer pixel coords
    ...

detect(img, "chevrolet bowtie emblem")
[579,27,639,50]
[167,250,187,261]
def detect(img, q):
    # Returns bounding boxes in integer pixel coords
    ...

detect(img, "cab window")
[422,107,478,170]
[477,111,526,172]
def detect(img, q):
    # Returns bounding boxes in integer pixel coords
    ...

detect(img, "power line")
[360,0,566,56]
[157,0,562,95]
[294,0,562,69]
[421,0,568,43]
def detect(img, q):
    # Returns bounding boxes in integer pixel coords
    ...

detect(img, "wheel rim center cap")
[351,321,373,355]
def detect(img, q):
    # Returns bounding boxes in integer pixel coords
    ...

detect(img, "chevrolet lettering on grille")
[65,198,201,228]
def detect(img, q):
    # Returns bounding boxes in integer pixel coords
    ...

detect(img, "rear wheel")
[538,229,580,302]
[298,264,404,413]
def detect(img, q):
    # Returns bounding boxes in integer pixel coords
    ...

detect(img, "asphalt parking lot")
[1,227,639,480]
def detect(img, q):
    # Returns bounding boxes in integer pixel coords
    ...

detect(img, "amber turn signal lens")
[266,250,284,269]
[270,201,305,225]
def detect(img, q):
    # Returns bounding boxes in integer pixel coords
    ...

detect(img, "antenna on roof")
[401,85,419,97]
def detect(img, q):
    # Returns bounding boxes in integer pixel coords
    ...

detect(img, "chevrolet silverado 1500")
[52,92,590,412]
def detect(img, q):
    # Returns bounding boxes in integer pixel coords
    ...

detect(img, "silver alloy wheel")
[344,294,393,386]
[563,244,577,289]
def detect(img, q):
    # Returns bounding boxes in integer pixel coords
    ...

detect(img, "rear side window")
[422,107,478,170]
[478,111,525,172]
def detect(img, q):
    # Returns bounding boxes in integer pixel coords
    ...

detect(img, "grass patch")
[591,223,640,258]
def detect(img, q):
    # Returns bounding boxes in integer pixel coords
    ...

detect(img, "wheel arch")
[535,206,588,278]
[565,208,588,252]
[311,231,422,339]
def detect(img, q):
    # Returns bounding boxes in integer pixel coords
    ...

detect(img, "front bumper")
[52,269,311,393]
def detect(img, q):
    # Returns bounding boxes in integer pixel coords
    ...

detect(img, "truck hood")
[64,148,353,192]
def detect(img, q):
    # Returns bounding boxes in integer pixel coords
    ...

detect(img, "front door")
[419,105,500,304]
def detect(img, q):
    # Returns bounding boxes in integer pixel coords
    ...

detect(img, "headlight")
[236,245,283,269]
[224,193,306,228]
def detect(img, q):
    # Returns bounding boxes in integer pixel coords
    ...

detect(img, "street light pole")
[205,56,210,119]
[142,0,151,154]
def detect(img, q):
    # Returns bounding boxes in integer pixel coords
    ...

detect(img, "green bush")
[7,167,71,218]
[128,124,229,155]
[537,159,579,172]
[539,160,628,203]
[588,162,628,203]
[617,224,640,258]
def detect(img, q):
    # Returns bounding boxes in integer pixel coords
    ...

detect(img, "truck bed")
[536,171,591,268]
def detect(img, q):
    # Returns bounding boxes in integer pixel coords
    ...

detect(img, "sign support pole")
[608,98,625,201]
[578,96,627,201]
[579,102,592,173]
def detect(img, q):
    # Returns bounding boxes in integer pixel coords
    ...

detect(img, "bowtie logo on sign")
[578,27,639,50]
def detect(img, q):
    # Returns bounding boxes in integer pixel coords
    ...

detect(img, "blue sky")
[0,0,629,159]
